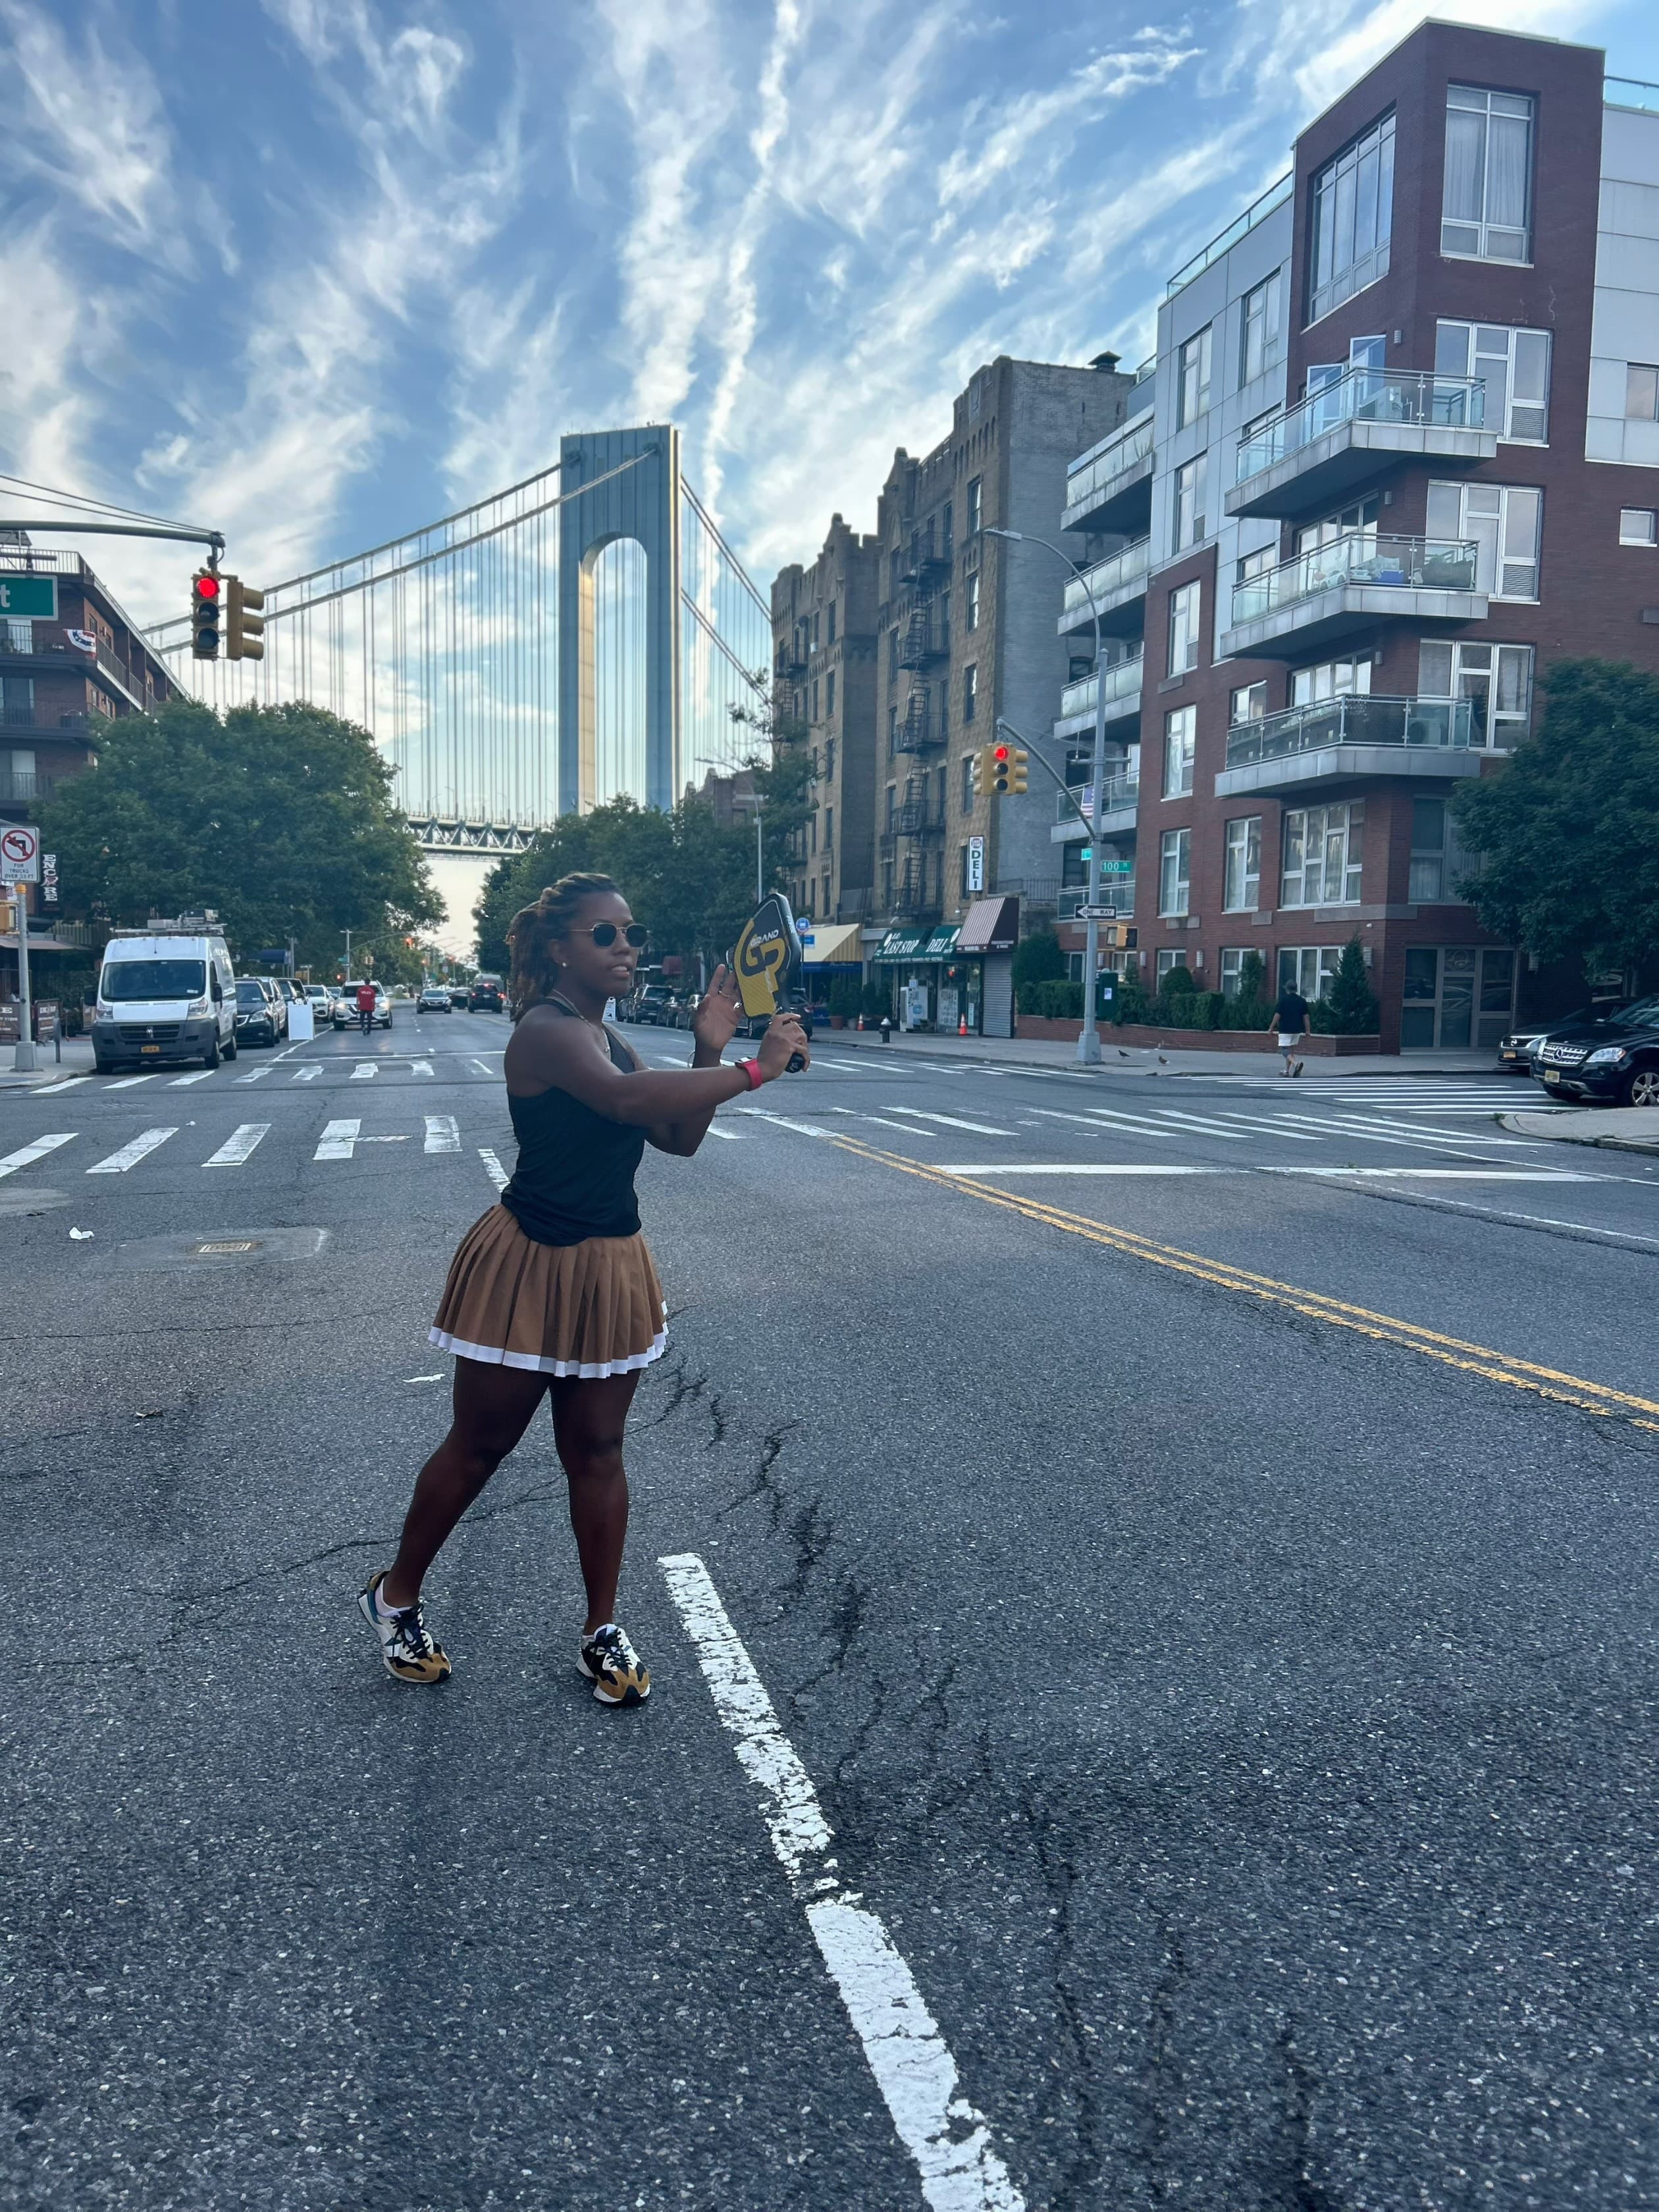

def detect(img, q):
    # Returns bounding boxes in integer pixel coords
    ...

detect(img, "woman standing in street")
[360,872,808,1704]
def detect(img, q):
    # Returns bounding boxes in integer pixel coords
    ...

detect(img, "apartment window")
[1629,365,1659,421]
[885,705,897,757]
[963,663,978,722]
[966,572,980,631]
[1229,680,1268,726]
[4,621,32,654]
[826,670,835,718]
[1163,706,1195,798]
[826,737,836,781]
[967,478,982,535]
[824,804,834,850]
[885,783,896,829]
[937,680,950,739]
[810,679,820,722]
[1156,948,1192,986]
[1236,545,1273,587]
[827,600,837,643]
[1278,946,1342,1001]
[1442,86,1533,263]
[1407,795,1475,903]
[1435,321,1550,442]
[1159,828,1191,917]
[1417,641,1533,745]
[811,611,820,648]
[809,814,818,856]
[1219,948,1253,998]
[887,627,900,690]
[941,501,953,558]
[1309,111,1395,323]
[1240,271,1282,386]
[1621,508,1658,546]
[1296,495,1379,557]
[1427,479,1541,598]
[1167,581,1200,675]
[1290,655,1371,706]
[1223,817,1262,911]
[1173,455,1205,548]
[889,551,903,596]
[1282,801,1363,906]
[961,753,975,811]
[3,680,35,725]
[1176,326,1213,427]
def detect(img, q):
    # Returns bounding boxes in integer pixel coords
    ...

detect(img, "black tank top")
[502,1013,646,1246]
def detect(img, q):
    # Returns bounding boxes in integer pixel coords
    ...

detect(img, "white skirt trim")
[427,1325,668,1379]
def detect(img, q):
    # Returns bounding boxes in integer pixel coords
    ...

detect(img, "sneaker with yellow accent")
[578,1623,650,1705]
[359,1569,452,1685]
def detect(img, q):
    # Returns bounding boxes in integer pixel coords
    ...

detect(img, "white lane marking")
[478,1147,510,1190]
[1153,1107,1309,1142]
[468,1058,494,1076]
[934,1165,1590,1181]
[168,1070,215,1087]
[351,1062,378,1081]
[86,1126,177,1174]
[733,1106,837,1137]
[423,1114,461,1154]
[103,1074,158,1090]
[203,1122,270,1167]
[936,1163,1224,1176]
[1156,1109,1322,1144]
[703,1123,745,1139]
[410,1059,434,1078]
[1298,1109,1543,1149]
[0,1132,76,1178]
[1261,1167,1594,1181]
[660,1554,1024,2212]
[1030,1104,1247,1142]
[859,1117,943,1137]
[32,1076,92,1094]
[292,1066,319,1082]
[404,1373,444,1384]
[1231,1109,1524,1162]
[1368,1194,1659,1244]
[886,1106,1016,1138]
[235,1065,273,1084]
[315,1118,360,1161]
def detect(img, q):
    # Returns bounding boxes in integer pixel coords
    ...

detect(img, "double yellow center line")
[820,1127,1659,1433]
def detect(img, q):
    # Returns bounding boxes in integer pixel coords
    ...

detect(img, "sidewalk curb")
[810,1033,1502,1080]
[1496,1109,1659,1157]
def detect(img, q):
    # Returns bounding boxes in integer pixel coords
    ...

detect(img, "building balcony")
[894,800,945,837]
[1051,771,1140,842]
[1227,369,1495,520]
[1058,878,1134,919]
[893,698,946,752]
[1220,534,1485,660]
[1215,693,1481,799]
[0,770,57,806]
[0,708,97,741]
[1062,417,1155,536]
[1052,652,1143,741]
[774,642,808,681]
[1057,538,1151,637]
[897,610,949,669]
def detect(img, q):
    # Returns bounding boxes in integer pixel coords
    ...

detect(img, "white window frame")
[1290,655,1372,706]
[967,479,983,535]
[1240,271,1282,387]
[1229,680,1268,727]
[1426,480,1541,600]
[1416,640,1533,747]
[1619,508,1657,547]
[1278,945,1342,1001]
[1167,581,1200,675]
[1176,326,1213,427]
[1223,817,1262,912]
[1280,801,1364,907]
[963,662,978,722]
[966,572,980,630]
[1155,947,1192,986]
[1309,111,1395,325]
[1442,86,1533,265]
[1159,828,1191,918]
[1406,795,1475,905]
[1628,365,1659,422]
[1435,320,1550,442]
[1163,706,1195,799]
[1173,455,1206,548]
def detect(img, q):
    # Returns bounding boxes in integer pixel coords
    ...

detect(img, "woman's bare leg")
[382,1358,549,1607]
[550,1371,641,1633]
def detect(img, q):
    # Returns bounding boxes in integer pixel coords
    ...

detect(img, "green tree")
[1451,657,1659,983]
[1311,936,1380,1034]
[39,698,440,972]
[1012,928,1066,997]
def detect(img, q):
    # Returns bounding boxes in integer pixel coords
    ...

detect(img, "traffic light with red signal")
[191,568,222,659]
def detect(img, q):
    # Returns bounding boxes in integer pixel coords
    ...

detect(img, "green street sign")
[1101,860,1133,875]
[0,576,58,619]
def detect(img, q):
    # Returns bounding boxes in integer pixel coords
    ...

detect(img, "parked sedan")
[417,985,452,1012]
[233,976,282,1047]
[1532,995,1659,1107]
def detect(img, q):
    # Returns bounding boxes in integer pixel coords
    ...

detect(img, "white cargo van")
[92,920,238,1072]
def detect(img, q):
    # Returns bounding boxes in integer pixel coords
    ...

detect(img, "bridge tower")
[556,425,681,814]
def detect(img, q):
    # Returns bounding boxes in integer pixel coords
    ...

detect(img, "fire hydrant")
[879,1014,892,1045]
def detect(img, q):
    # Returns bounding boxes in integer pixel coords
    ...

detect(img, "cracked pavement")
[4,1021,1658,2209]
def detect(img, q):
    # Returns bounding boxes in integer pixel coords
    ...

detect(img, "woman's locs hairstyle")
[506,873,622,1018]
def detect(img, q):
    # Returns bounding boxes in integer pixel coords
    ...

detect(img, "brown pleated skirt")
[429,1204,667,1378]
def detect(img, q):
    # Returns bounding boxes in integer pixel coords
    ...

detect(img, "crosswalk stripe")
[235,1065,273,1083]
[1151,1108,1287,1142]
[87,1126,177,1174]
[479,1147,510,1190]
[103,1074,159,1090]
[423,1114,461,1154]
[1226,1109,1515,1159]
[292,1066,319,1082]
[1161,1108,1323,1142]
[1034,1103,1248,1142]
[351,1063,378,1080]
[468,1058,494,1075]
[858,1117,942,1136]
[704,1123,745,1138]
[315,1119,360,1161]
[1301,1109,1539,1147]
[886,1106,1014,1137]
[733,1106,837,1137]
[168,1070,215,1086]
[203,1122,270,1167]
[0,1132,76,1178]
[32,1076,92,1094]
[411,1060,434,1077]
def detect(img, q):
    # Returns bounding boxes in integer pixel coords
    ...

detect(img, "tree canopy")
[1451,658,1659,984]
[39,697,441,975]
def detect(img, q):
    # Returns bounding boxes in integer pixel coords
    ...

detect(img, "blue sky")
[3,0,1658,628]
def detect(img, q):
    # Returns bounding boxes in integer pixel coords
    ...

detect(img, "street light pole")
[986,527,1111,1066]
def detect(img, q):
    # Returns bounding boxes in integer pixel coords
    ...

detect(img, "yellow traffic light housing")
[226,576,266,662]
[190,568,222,659]
[1005,745,1028,794]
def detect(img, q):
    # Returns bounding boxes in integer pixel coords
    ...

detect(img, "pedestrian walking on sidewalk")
[361,872,809,1704]
[1275,984,1309,1076]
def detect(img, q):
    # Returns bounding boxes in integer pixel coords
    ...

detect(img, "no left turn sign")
[1,825,41,883]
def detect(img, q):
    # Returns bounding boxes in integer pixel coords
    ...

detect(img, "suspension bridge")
[141,427,774,853]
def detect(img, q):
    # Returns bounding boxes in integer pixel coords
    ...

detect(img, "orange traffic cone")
[959,1013,968,1036]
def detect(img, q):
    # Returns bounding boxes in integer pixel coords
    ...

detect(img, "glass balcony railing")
[1235,367,1487,484]
[1167,171,1294,298]
[1057,772,1140,822]
[1062,538,1151,619]
[1064,419,1155,512]
[1230,534,1480,625]
[1224,693,1477,770]
[1059,880,1135,919]
[1059,653,1144,722]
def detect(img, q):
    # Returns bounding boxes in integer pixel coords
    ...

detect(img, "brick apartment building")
[772,354,1132,1024]
[1050,24,1659,1051]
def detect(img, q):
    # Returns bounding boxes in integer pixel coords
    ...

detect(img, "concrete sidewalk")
[812,1027,1501,1079]
[0,1036,95,1090]
[1498,1104,1659,1156]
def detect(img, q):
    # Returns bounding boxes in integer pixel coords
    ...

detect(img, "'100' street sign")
[0,577,59,619]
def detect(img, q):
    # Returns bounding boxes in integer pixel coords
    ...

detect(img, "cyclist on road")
[360,872,808,1706]
[355,980,377,1037]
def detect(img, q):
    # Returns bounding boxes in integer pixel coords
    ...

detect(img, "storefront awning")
[874,928,928,961]
[918,926,960,959]
[799,919,864,964]
[955,896,1020,953]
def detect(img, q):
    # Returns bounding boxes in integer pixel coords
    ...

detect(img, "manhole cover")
[113,1228,330,1271]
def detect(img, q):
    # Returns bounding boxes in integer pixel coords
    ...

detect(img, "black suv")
[469,973,505,1013]
[1532,994,1659,1107]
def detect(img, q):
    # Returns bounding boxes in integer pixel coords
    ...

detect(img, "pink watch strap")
[740,1057,764,1090]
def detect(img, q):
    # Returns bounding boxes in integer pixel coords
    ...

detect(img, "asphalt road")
[5,1011,1658,2211]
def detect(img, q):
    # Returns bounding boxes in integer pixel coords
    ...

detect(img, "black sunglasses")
[580,922,648,949]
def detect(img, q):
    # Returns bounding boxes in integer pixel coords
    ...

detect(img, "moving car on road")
[627,983,675,1024]
[468,972,505,1013]
[332,982,392,1030]
[233,976,283,1049]
[91,927,238,1072]
[417,984,452,1012]
[1531,995,1659,1107]
[448,987,468,1009]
